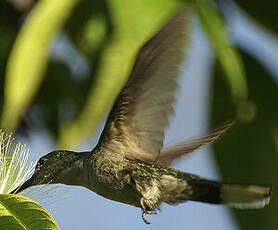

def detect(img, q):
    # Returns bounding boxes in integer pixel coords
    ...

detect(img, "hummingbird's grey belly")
[86,176,142,207]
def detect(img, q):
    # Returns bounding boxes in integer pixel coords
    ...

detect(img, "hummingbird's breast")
[86,152,142,207]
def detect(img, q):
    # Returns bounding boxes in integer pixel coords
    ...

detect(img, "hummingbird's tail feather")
[158,121,234,167]
[188,179,271,209]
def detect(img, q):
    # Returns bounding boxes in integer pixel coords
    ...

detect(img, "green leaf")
[26,1,112,140]
[211,50,278,229]
[0,0,80,132]
[0,194,59,230]
[58,0,182,148]
[195,0,254,122]
[65,0,111,58]
[0,3,21,115]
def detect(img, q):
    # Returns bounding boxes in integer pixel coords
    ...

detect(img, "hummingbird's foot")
[142,210,157,224]
[140,197,157,224]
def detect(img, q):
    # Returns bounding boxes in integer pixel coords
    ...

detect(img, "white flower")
[0,130,68,205]
[0,130,35,194]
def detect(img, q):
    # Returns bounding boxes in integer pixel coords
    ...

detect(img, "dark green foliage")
[0,3,21,115]
[211,50,278,229]
[233,0,278,33]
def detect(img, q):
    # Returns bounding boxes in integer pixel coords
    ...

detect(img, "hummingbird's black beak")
[10,175,35,194]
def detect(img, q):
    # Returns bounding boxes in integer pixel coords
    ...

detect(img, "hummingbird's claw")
[140,197,157,224]
[142,210,157,224]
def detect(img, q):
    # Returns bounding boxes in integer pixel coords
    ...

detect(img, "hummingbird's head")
[11,150,88,194]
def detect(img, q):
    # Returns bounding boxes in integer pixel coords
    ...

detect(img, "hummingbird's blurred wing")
[99,9,190,162]
[158,121,234,167]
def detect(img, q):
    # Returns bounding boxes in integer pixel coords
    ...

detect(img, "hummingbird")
[11,8,271,224]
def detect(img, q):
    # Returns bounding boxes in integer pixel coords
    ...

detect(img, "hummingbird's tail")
[187,179,271,209]
[160,175,271,208]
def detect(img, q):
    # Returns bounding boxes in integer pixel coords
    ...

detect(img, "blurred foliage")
[0,0,277,229]
[212,50,278,229]
[232,0,278,33]
[0,3,21,117]
[0,0,251,147]
[195,0,250,115]
[58,0,180,147]
[1,0,80,132]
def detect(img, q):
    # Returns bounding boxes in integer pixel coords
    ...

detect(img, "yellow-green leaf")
[58,0,181,148]
[1,0,80,131]
[194,0,255,122]
[0,194,59,230]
